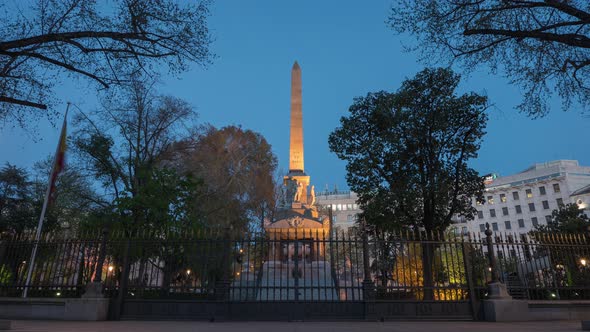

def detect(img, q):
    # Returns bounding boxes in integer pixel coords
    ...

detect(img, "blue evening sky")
[1,0,589,191]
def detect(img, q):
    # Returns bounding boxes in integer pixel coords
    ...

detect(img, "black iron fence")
[0,227,589,303]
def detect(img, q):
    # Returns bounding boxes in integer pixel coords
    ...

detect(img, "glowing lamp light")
[56,292,61,296]
[488,267,492,272]
[107,265,114,272]
[239,248,244,253]
[581,258,587,267]
[236,272,241,276]
[186,269,191,275]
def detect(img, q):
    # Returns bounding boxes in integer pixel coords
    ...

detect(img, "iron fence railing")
[0,227,588,302]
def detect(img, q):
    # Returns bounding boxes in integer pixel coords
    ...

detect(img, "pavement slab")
[6,320,583,332]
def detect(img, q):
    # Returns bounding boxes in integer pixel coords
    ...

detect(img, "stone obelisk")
[258,61,334,302]
[289,61,304,173]
[285,61,310,203]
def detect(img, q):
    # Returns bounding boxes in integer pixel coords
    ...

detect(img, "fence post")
[361,219,376,320]
[484,223,500,284]
[114,237,131,320]
[82,228,109,298]
[481,223,528,322]
[461,239,479,320]
[214,226,232,321]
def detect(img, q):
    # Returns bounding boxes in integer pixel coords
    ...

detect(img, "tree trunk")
[421,242,435,300]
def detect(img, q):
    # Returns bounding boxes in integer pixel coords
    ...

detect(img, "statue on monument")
[285,177,297,204]
[309,185,316,206]
[294,181,304,203]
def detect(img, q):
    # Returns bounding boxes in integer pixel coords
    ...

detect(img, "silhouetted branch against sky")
[0,0,213,128]
[390,0,590,117]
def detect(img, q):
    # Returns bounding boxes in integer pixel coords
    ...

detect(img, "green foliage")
[0,163,36,233]
[535,203,590,234]
[0,161,98,234]
[0,264,12,285]
[114,168,202,233]
[329,68,487,232]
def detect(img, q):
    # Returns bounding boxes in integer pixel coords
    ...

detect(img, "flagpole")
[22,103,70,298]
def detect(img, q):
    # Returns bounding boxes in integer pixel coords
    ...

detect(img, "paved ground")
[5,320,585,332]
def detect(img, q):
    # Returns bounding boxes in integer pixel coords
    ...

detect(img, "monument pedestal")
[483,282,529,322]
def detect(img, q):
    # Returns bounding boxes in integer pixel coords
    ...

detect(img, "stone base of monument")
[0,297,109,321]
[0,320,11,330]
[483,282,529,322]
[257,261,338,301]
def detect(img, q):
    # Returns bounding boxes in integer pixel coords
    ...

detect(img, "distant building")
[457,160,590,236]
[315,188,361,231]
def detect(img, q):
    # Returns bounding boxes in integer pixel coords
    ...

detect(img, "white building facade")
[315,189,361,231]
[460,160,590,236]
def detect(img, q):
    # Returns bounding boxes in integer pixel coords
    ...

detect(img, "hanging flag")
[23,104,69,298]
[48,110,68,203]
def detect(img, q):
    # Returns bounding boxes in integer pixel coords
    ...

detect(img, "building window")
[556,198,564,207]
[479,224,485,232]
[539,186,546,195]
[515,205,522,214]
[347,204,353,210]
[545,215,552,223]
[532,217,538,227]
[337,204,342,211]
[461,226,468,235]
[542,200,549,210]
[518,219,525,228]
[487,196,494,204]
[347,215,353,222]
[492,222,499,231]
[332,205,337,211]
[513,191,519,200]
[528,203,535,212]
[489,209,496,218]
[526,189,533,198]
[502,207,509,216]
[505,220,512,230]
[553,183,560,193]
[477,211,484,219]
[500,193,507,203]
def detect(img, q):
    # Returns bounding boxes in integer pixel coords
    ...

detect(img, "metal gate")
[116,231,477,321]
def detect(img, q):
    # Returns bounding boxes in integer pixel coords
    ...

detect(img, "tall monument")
[289,61,304,172]
[284,61,311,205]
[257,61,335,301]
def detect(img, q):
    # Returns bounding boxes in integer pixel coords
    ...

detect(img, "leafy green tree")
[390,1,590,117]
[0,163,35,234]
[329,68,488,299]
[31,158,102,232]
[536,203,590,234]
[531,204,590,299]
[73,78,199,233]
[0,0,213,127]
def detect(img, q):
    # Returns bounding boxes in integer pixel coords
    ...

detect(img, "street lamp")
[581,258,587,267]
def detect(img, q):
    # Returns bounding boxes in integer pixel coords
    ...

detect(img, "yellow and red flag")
[48,111,67,202]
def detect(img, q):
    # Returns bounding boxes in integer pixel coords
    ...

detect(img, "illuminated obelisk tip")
[289,61,304,172]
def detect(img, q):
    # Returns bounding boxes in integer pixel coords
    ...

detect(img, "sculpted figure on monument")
[294,181,303,202]
[309,185,316,205]
[286,177,297,203]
